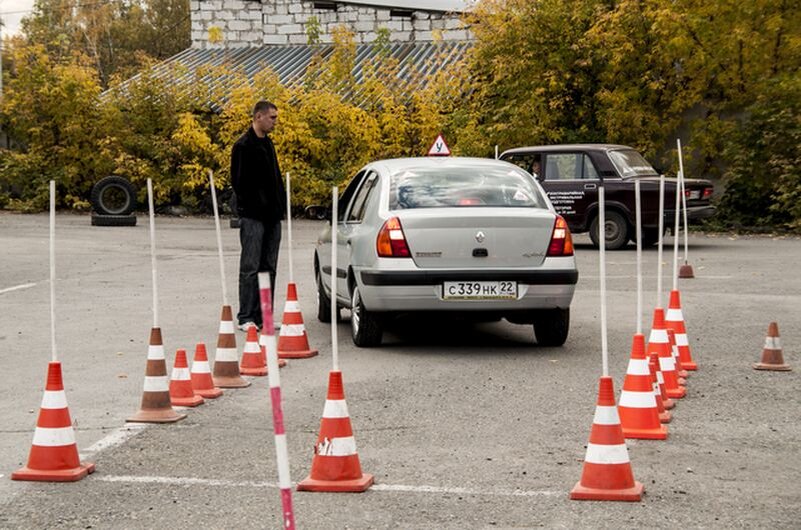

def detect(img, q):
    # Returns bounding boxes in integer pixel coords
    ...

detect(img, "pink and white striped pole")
[258,272,295,530]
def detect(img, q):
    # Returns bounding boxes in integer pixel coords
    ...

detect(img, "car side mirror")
[304,205,331,222]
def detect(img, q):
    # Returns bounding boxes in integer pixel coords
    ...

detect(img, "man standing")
[231,101,286,331]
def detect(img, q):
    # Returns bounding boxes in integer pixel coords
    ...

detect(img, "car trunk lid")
[396,209,556,269]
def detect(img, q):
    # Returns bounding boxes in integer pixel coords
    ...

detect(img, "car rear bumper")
[356,268,578,312]
[665,205,716,224]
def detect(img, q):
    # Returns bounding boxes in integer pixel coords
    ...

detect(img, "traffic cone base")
[129,327,187,423]
[212,305,251,388]
[297,472,375,493]
[754,322,791,371]
[277,283,319,359]
[12,462,96,482]
[190,343,223,398]
[12,362,96,482]
[298,371,372,493]
[570,477,644,502]
[570,376,643,502]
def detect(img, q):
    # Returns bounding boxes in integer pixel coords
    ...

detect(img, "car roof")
[367,156,523,174]
[501,144,634,155]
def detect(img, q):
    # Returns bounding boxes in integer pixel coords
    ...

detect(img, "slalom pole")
[677,140,690,264]
[208,170,228,306]
[495,145,499,159]
[671,161,682,292]
[147,178,159,328]
[656,175,665,309]
[599,185,609,377]
[258,273,295,530]
[635,179,643,335]
[49,180,57,362]
[286,172,293,284]
[331,186,339,372]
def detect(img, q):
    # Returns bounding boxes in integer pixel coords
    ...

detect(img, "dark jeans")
[237,217,281,327]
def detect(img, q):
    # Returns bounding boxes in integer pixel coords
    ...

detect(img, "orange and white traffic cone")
[240,325,267,376]
[190,343,223,399]
[12,362,95,482]
[648,308,686,399]
[667,329,688,384]
[297,371,373,492]
[128,327,187,423]
[570,376,644,501]
[650,351,675,411]
[649,352,672,423]
[277,283,318,359]
[754,322,792,371]
[665,289,698,371]
[618,334,668,440]
[170,349,204,407]
[212,305,250,388]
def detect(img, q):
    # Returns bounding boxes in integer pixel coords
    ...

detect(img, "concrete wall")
[191,0,470,48]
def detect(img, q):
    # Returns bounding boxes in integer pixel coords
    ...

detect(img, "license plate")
[442,281,518,300]
[688,190,700,199]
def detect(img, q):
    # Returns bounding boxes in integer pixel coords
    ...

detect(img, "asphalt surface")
[1,211,799,529]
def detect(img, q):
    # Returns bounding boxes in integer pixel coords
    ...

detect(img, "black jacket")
[231,127,286,222]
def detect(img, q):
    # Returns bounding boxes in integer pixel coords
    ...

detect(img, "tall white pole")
[495,145,499,159]
[147,179,159,328]
[49,180,57,362]
[286,172,293,284]
[672,165,682,292]
[209,170,228,306]
[656,175,665,309]
[635,179,643,335]
[677,140,690,263]
[331,186,339,372]
[599,185,609,377]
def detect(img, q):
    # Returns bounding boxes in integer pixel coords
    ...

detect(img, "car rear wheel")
[589,211,629,250]
[316,268,340,323]
[533,308,570,347]
[351,285,382,347]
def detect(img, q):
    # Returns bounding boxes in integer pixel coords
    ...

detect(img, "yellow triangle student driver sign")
[427,134,451,156]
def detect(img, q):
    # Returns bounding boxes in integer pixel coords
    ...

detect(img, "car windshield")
[389,165,547,210]
[608,149,658,177]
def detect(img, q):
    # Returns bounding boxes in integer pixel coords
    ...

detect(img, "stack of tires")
[90,176,137,226]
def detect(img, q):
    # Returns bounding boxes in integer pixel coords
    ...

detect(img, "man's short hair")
[253,100,277,117]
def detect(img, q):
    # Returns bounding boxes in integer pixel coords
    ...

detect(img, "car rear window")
[389,165,548,210]
[608,149,658,177]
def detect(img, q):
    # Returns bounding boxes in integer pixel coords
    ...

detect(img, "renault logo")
[475,231,486,243]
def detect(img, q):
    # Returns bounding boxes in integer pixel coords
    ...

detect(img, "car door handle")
[584,183,597,190]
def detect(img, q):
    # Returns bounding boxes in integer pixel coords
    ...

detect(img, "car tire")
[90,176,136,216]
[533,308,570,347]
[351,284,382,347]
[91,213,137,227]
[316,269,332,323]
[589,211,629,250]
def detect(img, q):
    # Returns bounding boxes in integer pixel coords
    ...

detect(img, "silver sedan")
[314,157,579,347]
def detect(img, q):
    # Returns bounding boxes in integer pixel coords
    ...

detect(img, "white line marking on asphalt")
[0,282,37,295]
[95,475,560,497]
[80,424,148,458]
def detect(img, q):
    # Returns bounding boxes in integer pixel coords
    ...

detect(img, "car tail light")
[377,217,411,257]
[547,216,574,257]
[702,187,713,199]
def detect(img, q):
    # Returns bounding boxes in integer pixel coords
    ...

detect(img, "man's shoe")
[238,322,259,332]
